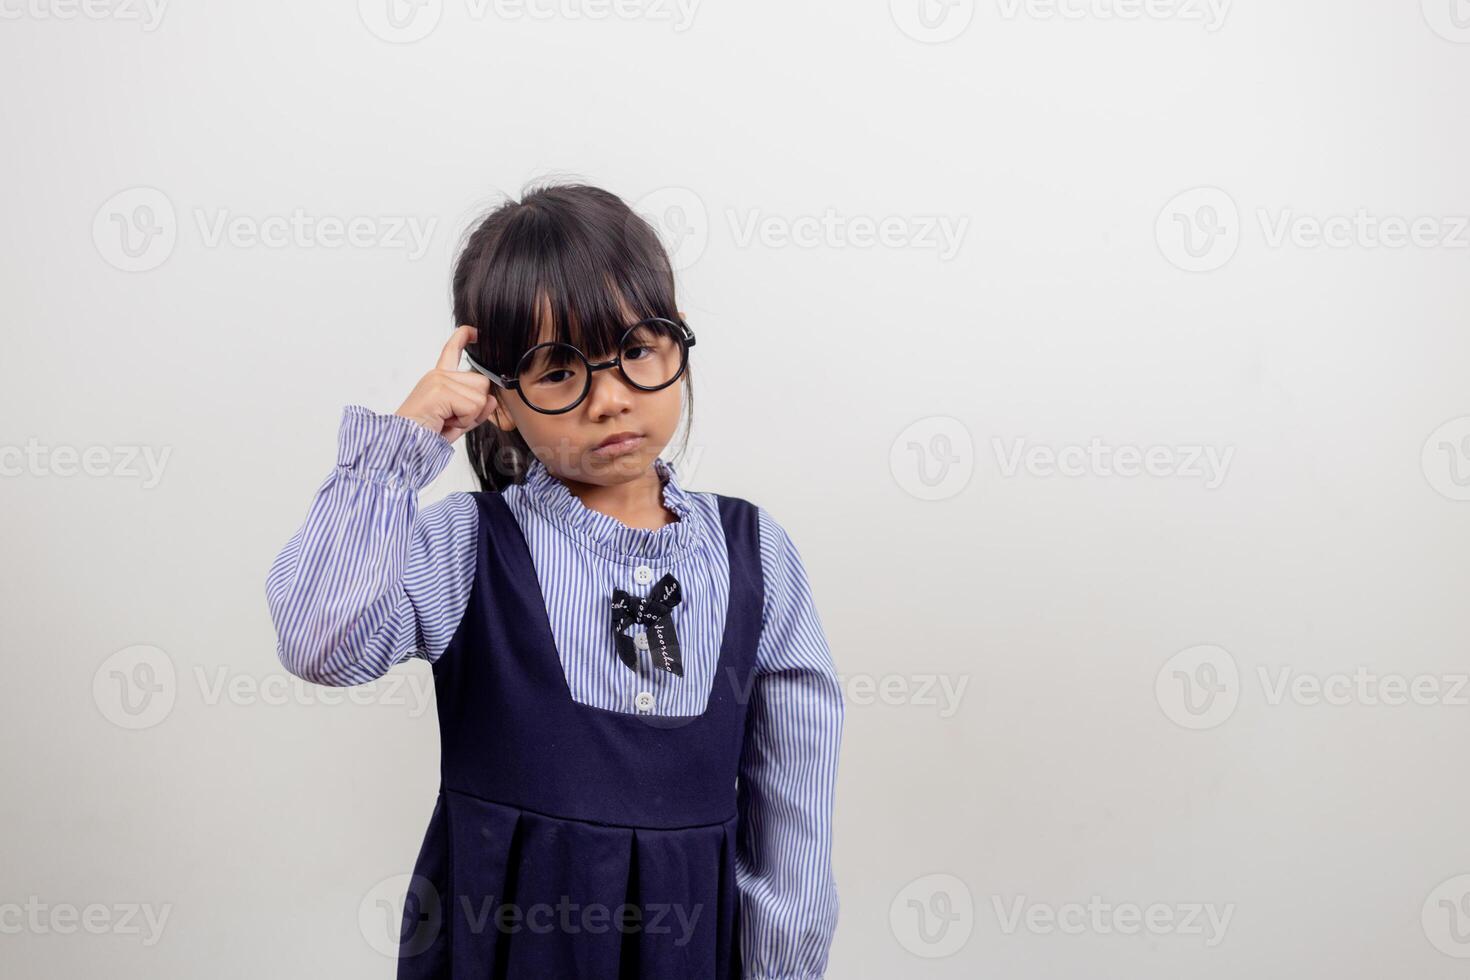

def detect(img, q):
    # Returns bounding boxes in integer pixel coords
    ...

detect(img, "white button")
[634,632,650,650]
[635,691,655,712]
[634,565,654,585]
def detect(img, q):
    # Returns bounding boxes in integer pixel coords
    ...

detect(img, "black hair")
[452,180,694,492]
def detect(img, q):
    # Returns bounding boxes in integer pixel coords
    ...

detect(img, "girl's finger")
[437,368,490,394]
[439,380,494,425]
[435,375,491,409]
[436,324,479,372]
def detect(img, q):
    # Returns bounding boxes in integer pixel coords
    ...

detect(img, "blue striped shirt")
[265,404,843,979]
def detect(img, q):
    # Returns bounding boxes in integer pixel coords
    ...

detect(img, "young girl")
[265,182,843,979]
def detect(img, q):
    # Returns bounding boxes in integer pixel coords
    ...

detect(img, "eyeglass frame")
[461,316,697,416]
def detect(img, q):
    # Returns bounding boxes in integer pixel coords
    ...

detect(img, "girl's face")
[486,301,686,486]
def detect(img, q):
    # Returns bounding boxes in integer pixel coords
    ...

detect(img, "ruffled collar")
[519,454,696,563]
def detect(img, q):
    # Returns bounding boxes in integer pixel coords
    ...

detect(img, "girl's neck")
[555,467,680,531]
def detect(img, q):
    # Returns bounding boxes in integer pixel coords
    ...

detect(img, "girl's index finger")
[437,324,479,372]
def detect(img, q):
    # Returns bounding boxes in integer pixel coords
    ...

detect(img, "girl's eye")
[624,345,653,361]
[534,370,575,386]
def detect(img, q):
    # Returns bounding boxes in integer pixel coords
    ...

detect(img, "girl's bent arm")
[266,405,478,686]
[736,507,845,980]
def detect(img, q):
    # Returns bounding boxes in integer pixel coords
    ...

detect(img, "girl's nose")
[583,365,636,418]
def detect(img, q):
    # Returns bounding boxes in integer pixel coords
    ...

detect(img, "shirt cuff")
[335,404,455,491]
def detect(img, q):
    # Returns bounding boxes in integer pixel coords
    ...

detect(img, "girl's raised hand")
[394,325,496,444]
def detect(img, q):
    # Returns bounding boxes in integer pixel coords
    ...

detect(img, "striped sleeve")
[265,404,478,686]
[736,506,844,979]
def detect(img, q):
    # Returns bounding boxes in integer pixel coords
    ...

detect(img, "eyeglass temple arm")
[461,349,516,389]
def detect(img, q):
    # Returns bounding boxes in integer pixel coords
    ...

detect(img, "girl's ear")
[488,392,517,433]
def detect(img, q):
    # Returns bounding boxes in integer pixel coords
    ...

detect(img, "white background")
[3,1,1470,977]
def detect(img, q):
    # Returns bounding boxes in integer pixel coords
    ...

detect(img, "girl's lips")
[590,434,644,457]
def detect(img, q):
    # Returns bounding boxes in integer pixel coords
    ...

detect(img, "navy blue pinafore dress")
[397,485,764,980]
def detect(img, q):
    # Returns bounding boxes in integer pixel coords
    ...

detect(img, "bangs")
[458,191,680,375]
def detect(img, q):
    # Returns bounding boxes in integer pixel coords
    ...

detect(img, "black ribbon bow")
[610,573,684,677]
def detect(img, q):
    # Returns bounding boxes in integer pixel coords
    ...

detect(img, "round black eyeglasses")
[462,317,696,415]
